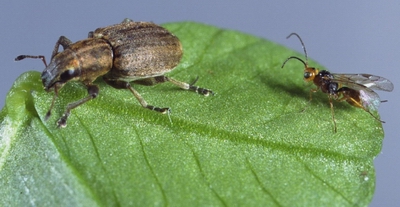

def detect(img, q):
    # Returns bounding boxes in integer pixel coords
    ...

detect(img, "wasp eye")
[304,72,312,79]
[60,69,79,82]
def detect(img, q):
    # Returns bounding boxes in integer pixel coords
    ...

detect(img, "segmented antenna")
[281,33,309,68]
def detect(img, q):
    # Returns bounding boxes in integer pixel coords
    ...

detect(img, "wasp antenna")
[281,56,307,68]
[286,33,308,64]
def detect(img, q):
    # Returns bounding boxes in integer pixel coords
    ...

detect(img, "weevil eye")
[59,69,80,82]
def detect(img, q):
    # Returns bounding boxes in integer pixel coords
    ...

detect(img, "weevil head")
[41,51,81,92]
[41,38,113,92]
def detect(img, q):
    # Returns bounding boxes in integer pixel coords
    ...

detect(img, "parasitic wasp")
[281,33,393,132]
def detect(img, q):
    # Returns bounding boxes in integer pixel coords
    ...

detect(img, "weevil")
[15,18,213,127]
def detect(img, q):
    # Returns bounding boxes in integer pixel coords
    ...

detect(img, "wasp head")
[303,66,319,82]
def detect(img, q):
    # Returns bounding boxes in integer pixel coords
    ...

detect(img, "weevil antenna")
[14,55,48,67]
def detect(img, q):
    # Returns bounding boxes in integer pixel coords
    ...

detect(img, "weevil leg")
[44,82,60,121]
[51,36,73,59]
[167,76,214,96]
[122,18,133,23]
[134,76,214,96]
[88,31,94,38]
[126,84,171,113]
[57,84,99,128]
[104,78,170,113]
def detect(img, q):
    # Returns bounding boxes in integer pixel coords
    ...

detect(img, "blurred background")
[0,1,398,206]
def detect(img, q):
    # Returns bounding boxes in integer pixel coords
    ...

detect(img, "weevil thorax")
[41,38,113,91]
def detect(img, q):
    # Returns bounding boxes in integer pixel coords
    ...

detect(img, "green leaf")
[0,22,382,206]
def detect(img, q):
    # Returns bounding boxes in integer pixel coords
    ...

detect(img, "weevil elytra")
[15,18,213,128]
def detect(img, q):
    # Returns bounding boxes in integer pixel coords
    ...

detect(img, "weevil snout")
[41,51,83,91]
[41,61,59,91]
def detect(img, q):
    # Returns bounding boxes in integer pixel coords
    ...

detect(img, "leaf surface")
[0,22,382,206]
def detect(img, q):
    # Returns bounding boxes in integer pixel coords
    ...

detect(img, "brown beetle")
[15,18,213,127]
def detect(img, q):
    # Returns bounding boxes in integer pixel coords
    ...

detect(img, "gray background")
[1,1,398,206]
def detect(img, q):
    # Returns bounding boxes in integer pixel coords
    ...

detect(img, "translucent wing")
[359,88,381,111]
[332,74,391,111]
[331,73,394,92]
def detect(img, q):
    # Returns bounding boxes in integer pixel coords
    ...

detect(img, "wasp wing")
[331,73,393,91]
[359,89,382,111]
[332,74,390,111]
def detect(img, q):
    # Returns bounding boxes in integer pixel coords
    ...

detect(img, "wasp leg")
[308,88,319,103]
[104,77,170,113]
[133,76,214,96]
[300,88,319,112]
[57,84,99,128]
[328,96,338,133]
